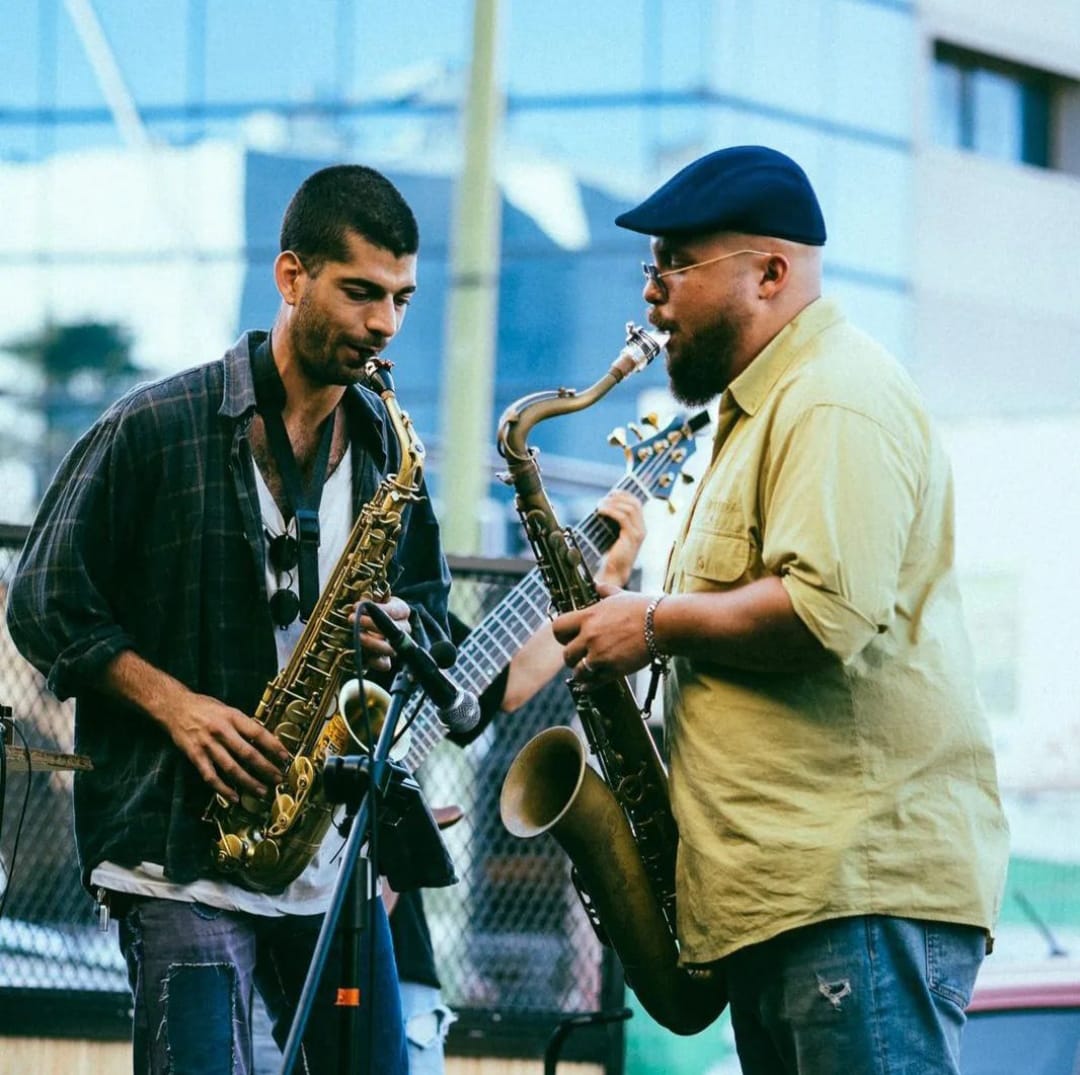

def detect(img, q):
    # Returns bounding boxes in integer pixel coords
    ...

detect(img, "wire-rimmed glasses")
[641,248,775,302]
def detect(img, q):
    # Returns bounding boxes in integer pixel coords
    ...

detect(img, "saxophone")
[497,324,726,1035]
[205,359,425,893]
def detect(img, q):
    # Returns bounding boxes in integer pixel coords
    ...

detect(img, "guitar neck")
[399,470,651,771]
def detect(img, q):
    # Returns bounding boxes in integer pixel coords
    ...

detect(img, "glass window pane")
[932,59,964,149]
[1022,82,1052,167]
[972,68,1024,162]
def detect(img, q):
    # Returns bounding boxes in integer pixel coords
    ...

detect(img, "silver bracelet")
[644,595,668,665]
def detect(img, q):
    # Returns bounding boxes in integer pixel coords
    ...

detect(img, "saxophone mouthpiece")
[364,358,396,395]
[616,323,670,377]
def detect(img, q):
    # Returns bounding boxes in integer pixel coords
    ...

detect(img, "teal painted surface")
[624,994,740,1075]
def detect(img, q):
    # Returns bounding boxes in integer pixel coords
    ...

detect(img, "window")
[933,43,1054,168]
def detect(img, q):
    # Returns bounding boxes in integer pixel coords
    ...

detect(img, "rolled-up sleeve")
[762,403,922,664]
[6,401,145,699]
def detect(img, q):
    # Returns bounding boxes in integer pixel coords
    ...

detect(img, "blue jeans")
[118,896,407,1075]
[721,915,986,1075]
[250,980,456,1075]
[399,981,456,1075]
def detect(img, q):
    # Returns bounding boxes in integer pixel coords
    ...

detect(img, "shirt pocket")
[679,528,754,592]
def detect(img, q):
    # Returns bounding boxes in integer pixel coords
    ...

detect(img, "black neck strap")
[252,338,334,622]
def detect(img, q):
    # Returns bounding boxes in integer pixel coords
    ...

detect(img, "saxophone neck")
[497,322,669,467]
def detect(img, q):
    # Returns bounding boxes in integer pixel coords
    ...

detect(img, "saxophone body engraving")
[205,360,424,893]
[497,324,726,1035]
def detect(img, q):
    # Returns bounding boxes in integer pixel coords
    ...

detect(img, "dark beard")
[666,315,742,406]
[290,290,362,387]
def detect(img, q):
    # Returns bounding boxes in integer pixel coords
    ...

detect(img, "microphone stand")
[277,668,414,1075]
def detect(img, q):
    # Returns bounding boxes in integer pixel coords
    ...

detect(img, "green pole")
[438,0,505,555]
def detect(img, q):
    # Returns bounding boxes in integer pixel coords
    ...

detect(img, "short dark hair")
[279,164,419,271]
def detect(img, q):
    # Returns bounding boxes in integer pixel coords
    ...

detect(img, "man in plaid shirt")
[7,164,450,1074]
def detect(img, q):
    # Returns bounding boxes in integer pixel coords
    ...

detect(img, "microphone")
[359,601,481,735]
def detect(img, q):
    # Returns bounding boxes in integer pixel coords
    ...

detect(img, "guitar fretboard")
[398,470,651,772]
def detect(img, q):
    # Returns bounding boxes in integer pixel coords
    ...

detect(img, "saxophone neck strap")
[252,337,335,622]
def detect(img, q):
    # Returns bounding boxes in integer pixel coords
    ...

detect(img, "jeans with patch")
[118,896,407,1075]
[398,981,457,1075]
[720,915,986,1075]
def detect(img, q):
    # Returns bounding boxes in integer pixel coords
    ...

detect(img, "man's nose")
[365,295,401,340]
[642,275,665,306]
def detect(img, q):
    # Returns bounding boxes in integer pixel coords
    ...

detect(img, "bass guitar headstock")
[608,410,711,507]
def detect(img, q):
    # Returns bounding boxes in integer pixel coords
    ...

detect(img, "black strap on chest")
[252,338,334,622]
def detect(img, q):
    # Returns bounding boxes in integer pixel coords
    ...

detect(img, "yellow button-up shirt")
[664,297,1010,964]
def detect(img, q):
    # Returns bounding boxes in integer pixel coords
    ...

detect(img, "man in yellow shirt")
[552,145,1010,1074]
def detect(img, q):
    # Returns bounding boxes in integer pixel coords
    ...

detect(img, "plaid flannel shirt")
[6,331,452,886]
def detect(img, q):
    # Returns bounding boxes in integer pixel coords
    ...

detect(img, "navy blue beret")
[615,145,826,245]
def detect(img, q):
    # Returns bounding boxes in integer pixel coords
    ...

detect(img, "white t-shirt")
[91,446,358,916]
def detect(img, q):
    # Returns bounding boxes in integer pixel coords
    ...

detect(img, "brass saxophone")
[205,359,425,893]
[497,324,726,1035]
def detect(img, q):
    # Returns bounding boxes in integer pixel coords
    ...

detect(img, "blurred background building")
[1,1,1078,1072]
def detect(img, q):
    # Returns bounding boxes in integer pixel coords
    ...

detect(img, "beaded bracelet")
[643,594,669,665]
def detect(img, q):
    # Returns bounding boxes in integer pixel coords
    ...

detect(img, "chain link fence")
[0,525,621,1062]
[0,525,128,1000]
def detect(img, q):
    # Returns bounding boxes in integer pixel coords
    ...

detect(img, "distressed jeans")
[250,980,456,1075]
[118,896,407,1075]
[720,915,986,1075]
[399,981,457,1075]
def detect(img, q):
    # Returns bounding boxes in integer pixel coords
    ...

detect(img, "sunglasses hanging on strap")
[252,338,334,626]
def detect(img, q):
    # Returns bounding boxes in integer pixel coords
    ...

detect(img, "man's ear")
[759,254,789,297]
[274,250,305,305]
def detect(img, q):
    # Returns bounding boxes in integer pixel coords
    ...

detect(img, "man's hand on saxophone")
[553,589,654,685]
[349,594,414,674]
[95,649,290,805]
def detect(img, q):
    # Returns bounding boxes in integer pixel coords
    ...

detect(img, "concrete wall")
[912,1,1080,849]
[911,146,1080,417]
[920,0,1080,82]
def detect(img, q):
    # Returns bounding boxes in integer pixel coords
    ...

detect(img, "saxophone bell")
[501,725,720,1036]
[336,677,393,753]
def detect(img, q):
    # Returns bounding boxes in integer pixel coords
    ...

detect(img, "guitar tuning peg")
[681,472,695,484]
[667,501,679,514]
[608,426,632,462]
[641,412,659,429]
[627,422,644,441]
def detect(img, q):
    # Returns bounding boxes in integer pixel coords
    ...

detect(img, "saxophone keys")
[251,839,281,872]
[269,793,298,832]
[215,833,246,868]
[238,791,264,814]
[289,756,315,792]
[276,718,304,755]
